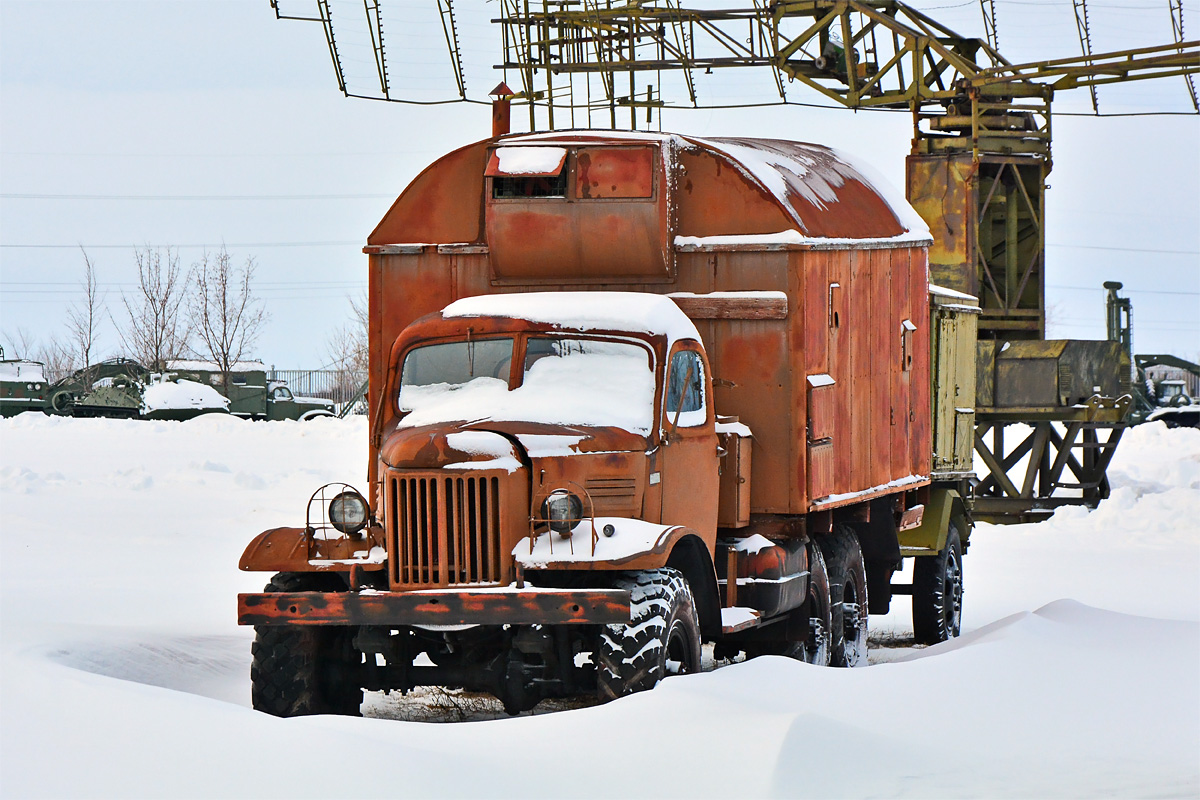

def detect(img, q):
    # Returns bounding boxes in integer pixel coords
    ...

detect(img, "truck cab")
[239,292,732,713]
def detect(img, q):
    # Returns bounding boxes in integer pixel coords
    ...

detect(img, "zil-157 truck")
[238,127,979,715]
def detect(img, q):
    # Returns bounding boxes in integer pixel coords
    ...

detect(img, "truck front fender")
[513,518,701,572]
[239,526,387,573]
[240,527,310,572]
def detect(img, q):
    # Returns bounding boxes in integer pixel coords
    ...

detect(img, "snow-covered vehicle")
[238,131,976,716]
[140,375,230,421]
[166,361,334,421]
[0,351,49,417]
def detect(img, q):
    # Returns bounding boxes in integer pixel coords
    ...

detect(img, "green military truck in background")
[166,361,335,421]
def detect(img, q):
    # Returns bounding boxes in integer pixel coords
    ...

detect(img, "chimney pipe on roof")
[490,82,513,138]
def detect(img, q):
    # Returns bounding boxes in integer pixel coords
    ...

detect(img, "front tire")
[596,568,701,701]
[912,526,963,644]
[250,573,363,717]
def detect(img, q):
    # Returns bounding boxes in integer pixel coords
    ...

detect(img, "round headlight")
[329,490,369,534]
[541,490,584,536]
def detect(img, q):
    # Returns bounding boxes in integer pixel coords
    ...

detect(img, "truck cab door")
[657,346,720,538]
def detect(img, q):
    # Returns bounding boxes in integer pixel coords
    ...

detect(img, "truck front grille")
[388,474,503,587]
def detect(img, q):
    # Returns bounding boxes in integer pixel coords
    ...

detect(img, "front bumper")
[238,587,631,626]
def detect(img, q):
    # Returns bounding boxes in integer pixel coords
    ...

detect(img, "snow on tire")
[596,568,701,701]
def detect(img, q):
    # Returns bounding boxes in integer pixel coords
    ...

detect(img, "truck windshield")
[398,335,655,434]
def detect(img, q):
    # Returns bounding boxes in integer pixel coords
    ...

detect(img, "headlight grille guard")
[306,482,371,540]
[529,480,603,557]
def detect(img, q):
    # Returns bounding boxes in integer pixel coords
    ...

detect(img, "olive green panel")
[899,488,967,553]
[977,339,1131,411]
[931,301,979,473]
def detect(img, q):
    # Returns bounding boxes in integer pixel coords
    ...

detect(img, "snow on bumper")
[238,586,631,626]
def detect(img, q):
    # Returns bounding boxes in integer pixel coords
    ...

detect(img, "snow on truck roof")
[442,292,702,346]
[167,360,267,372]
[500,130,931,243]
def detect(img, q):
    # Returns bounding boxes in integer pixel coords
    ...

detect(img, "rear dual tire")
[819,527,869,668]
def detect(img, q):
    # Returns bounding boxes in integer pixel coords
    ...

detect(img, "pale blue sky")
[1,0,1197,367]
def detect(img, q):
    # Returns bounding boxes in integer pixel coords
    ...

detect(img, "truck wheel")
[912,526,963,644]
[801,542,833,666]
[596,568,701,701]
[819,526,869,668]
[250,573,363,717]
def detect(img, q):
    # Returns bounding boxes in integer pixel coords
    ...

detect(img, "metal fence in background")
[268,368,368,415]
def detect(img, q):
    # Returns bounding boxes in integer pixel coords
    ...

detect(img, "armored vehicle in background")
[166,361,335,421]
[48,358,147,416]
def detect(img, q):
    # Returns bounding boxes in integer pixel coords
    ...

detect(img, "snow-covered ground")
[1,414,1197,798]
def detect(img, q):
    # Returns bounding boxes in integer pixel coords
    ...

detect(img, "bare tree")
[323,291,369,409]
[188,247,268,382]
[324,290,368,373]
[115,247,190,372]
[36,336,76,383]
[66,249,105,372]
[1,327,39,360]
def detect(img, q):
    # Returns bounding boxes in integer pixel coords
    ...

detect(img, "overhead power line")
[1,193,393,201]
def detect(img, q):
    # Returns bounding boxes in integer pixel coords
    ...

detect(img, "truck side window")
[665,350,705,428]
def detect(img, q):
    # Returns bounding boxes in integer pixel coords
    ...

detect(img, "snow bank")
[1,415,1196,798]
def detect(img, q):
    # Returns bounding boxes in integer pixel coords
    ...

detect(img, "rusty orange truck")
[238,128,978,715]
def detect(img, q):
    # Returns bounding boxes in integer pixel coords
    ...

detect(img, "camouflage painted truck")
[238,131,978,715]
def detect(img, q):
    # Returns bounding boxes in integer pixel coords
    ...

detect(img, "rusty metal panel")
[575,146,654,199]
[807,439,835,500]
[909,247,933,481]
[808,382,836,441]
[368,140,488,246]
[675,149,804,238]
[906,154,975,297]
[486,144,671,282]
[717,429,752,528]
[238,588,631,626]
[705,250,792,514]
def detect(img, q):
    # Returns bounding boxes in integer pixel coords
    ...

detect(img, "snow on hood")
[141,379,230,413]
[442,291,701,347]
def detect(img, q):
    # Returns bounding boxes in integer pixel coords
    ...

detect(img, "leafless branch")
[187,247,269,383]
[114,247,191,372]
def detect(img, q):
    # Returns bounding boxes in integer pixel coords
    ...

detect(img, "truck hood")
[380,421,647,471]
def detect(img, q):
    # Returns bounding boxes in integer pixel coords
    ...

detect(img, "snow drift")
[1,415,1196,798]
